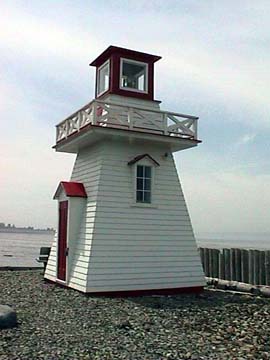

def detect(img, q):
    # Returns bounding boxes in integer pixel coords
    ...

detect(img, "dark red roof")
[53,181,87,199]
[90,45,161,67]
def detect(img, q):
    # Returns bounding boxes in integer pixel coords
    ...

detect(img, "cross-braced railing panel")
[56,100,198,143]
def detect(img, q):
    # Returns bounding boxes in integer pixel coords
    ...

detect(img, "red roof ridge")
[53,181,87,199]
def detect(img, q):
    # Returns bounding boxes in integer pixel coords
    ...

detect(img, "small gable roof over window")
[53,181,87,200]
[127,154,160,167]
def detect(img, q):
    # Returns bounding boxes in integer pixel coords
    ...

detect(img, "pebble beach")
[1,270,270,360]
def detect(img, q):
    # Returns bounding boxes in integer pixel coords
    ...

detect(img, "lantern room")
[90,46,161,101]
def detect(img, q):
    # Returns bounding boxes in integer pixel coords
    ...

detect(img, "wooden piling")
[204,248,209,277]
[248,250,254,285]
[241,249,249,284]
[219,250,224,279]
[208,248,213,278]
[199,247,270,286]
[235,248,241,282]
[212,249,219,278]
[224,248,231,281]
[199,248,205,273]
[259,251,266,285]
[254,250,260,285]
[265,250,270,286]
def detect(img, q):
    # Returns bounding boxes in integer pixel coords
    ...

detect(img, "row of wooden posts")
[199,248,270,286]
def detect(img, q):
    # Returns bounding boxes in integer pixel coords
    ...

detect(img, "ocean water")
[195,232,270,250]
[0,232,54,267]
[0,231,270,268]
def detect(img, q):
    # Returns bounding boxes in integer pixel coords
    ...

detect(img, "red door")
[57,201,68,281]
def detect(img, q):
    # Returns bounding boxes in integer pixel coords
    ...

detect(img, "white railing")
[56,100,199,143]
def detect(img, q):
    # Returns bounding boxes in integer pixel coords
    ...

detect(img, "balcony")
[56,100,199,146]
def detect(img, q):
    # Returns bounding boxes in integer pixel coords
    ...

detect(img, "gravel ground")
[1,271,270,360]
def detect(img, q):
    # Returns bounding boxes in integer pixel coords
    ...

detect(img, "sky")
[0,0,269,235]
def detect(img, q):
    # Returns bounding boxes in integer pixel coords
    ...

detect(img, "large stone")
[0,305,17,329]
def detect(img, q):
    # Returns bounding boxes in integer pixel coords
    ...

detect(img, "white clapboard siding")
[90,261,201,269]
[44,236,57,278]
[66,143,104,289]
[87,279,204,292]
[46,138,205,293]
[44,142,104,290]
[82,141,205,292]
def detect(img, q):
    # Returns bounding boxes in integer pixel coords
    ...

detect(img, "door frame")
[57,200,68,283]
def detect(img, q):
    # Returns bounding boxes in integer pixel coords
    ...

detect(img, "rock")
[0,305,17,329]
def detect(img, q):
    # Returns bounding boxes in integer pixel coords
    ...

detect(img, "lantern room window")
[136,165,152,203]
[97,60,110,96]
[120,58,148,93]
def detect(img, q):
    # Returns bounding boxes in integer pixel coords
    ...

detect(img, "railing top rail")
[55,99,95,127]
[56,99,199,128]
[95,100,199,120]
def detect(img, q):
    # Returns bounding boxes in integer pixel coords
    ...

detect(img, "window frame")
[134,164,154,204]
[97,59,110,96]
[119,58,148,94]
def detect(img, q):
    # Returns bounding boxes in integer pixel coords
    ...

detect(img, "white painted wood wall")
[45,139,205,292]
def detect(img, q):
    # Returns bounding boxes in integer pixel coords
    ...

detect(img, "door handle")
[65,247,69,256]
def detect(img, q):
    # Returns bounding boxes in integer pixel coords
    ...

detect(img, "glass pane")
[98,62,109,95]
[137,165,144,178]
[136,191,143,202]
[144,192,151,203]
[144,178,151,191]
[121,60,146,91]
[144,166,151,178]
[137,178,144,191]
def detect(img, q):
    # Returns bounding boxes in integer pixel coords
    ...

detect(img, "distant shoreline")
[0,228,55,235]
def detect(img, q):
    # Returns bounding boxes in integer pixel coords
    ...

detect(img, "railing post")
[92,101,97,125]
[128,107,133,130]
[193,119,198,140]
[56,125,60,142]
[65,120,70,138]
[77,112,82,131]
[163,113,168,135]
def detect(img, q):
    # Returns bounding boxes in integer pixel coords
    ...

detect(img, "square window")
[97,61,110,96]
[120,58,147,93]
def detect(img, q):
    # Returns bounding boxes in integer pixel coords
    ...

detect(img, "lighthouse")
[45,46,205,295]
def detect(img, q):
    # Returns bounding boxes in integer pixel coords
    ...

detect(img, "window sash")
[97,60,110,96]
[119,58,148,94]
[136,165,152,203]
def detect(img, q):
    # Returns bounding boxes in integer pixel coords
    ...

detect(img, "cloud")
[0,1,269,233]
[180,169,270,234]
[0,3,100,65]
[235,134,256,146]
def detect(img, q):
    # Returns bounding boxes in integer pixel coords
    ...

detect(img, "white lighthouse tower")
[45,46,205,295]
